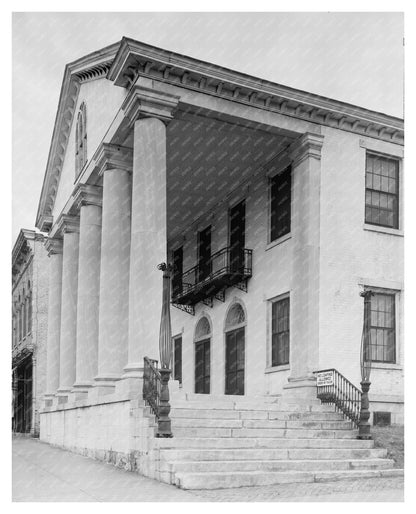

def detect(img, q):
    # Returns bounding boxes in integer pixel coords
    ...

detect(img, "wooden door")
[229,201,245,272]
[195,338,210,394]
[225,327,245,395]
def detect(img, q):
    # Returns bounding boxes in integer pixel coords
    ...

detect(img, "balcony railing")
[172,246,253,307]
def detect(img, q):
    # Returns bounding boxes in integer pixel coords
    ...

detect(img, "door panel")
[195,338,210,394]
[225,327,245,395]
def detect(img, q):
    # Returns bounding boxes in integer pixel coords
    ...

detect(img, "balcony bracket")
[172,303,195,316]
[215,289,226,303]
[202,297,214,308]
[236,279,248,293]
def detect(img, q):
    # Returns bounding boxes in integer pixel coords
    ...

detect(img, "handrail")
[313,368,362,427]
[143,357,161,417]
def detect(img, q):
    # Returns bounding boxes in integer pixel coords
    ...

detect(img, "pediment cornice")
[109,37,404,146]
[35,43,119,233]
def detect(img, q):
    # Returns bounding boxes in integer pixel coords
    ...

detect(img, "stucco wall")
[169,126,404,420]
[53,78,126,219]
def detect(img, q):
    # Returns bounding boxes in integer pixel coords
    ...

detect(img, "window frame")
[269,165,292,244]
[368,290,397,365]
[364,151,400,230]
[266,292,291,370]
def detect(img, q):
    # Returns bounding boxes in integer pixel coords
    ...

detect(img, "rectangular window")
[270,166,291,242]
[271,296,290,366]
[173,336,182,385]
[197,226,212,282]
[172,247,183,298]
[369,292,396,363]
[365,153,399,229]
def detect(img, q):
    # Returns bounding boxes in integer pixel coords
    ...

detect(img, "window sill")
[371,362,403,371]
[266,233,291,251]
[363,224,403,237]
[265,364,290,374]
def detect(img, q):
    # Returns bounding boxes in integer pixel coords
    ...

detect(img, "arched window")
[194,316,211,394]
[225,302,246,395]
[225,302,246,329]
[22,289,26,337]
[75,102,87,177]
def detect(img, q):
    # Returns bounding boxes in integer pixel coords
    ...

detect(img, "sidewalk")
[12,437,404,502]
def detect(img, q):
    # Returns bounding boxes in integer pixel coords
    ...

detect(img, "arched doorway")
[194,316,211,394]
[224,302,246,395]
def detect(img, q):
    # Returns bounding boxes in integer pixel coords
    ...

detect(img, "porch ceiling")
[165,112,295,240]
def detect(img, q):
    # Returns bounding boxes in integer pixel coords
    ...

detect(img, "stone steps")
[160,447,387,462]
[155,437,375,449]
[171,427,357,439]
[173,468,403,490]
[161,458,394,474]
[151,396,395,490]
[171,418,353,430]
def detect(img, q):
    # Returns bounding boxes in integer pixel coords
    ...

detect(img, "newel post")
[156,262,173,438]
[358,290,374,440]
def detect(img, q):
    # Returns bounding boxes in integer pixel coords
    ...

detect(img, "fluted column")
[283,132,324,400]
[93,144,132,395]
[72,185,102,398]
[56,215,80,402]
[120,86,179,392]
[44,237,63,405]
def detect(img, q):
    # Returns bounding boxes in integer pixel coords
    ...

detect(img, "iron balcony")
[172,247,253,307]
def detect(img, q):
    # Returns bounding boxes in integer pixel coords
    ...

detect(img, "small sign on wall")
[316,371,334,387]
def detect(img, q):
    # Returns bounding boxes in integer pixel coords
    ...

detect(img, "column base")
[281,375,317,401]
[71,382,93,401]
[90,375,120,399]
[43,393,56,408]
[55,388,71,404]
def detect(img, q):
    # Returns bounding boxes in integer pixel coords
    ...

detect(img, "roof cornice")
[108,37,403,145]
[35,43,119,233]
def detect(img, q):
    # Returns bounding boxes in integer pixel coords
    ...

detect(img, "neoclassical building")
[36,38,404,488]
[12,229,49,435]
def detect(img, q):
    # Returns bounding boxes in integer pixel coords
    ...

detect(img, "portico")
[36,37,403,486]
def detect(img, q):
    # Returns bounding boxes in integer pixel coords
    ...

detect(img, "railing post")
[358,290,374,440]
[156,262,173,438]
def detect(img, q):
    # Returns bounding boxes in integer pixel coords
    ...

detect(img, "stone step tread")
[161,447,387,461]
[170,408,346,421]
[164,458,394,473]
[171,427,357,438]
[154,437,374,449]
[174,468,403,490]
[171,419,353,429]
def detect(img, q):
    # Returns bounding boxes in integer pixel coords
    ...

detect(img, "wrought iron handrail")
[314,368,362,427]
[173,246,253,299]
[143,357,161,417]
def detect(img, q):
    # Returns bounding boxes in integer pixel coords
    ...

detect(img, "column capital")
[44,237,63,256]
[72,184,103,211]
[122,85,180,126]
[95,143,133,176]
[289,132,324,168]
[56,214,80,236]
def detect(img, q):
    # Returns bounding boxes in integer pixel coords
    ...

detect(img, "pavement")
[12,437,404,502]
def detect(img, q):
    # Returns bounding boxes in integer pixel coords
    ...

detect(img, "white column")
[44,237,63,405]
[72,186,102,398]
[123,117,168,387]
[283,132,324,399]
[93,144,132,395]
[56,216,80,402]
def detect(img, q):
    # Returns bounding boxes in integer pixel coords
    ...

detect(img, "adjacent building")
[35,38,404,486]
[12,229,49,435]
